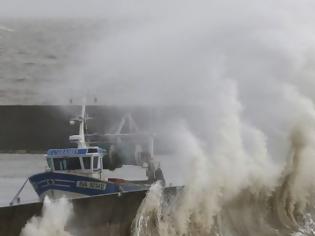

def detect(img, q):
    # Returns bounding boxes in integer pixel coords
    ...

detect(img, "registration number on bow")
[76,181,106,190]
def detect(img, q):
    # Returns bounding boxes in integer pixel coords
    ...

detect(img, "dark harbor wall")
[0,105,153,153]
[0,105,188,153]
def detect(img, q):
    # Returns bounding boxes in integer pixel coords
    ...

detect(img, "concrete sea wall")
[0,191,146,236]
[0,187,179,236]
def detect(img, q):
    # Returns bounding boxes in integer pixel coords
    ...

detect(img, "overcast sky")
[0,0,172,18]
[0,0,131,18]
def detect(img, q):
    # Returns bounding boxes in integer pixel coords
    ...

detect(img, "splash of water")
[132,182,164,236]
[20,197,73,236]
[132,85,315,236]
[293,213,315,236]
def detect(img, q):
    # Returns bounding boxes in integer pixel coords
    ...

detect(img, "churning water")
[129,119,315,236]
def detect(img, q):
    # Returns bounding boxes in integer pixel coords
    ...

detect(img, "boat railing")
[9,178,29,206]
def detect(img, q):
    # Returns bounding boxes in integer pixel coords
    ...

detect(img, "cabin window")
[53,159,65,170]
[93,156,98,169]
[88,148,98,153]
[82,156,91,169]
[46,158,53,169]
[53,157,81,171]
[67,157,81,170]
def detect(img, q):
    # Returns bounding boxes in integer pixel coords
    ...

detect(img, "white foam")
[20,197,73,236]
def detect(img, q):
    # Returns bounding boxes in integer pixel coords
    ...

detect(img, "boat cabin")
[46,147,105,172]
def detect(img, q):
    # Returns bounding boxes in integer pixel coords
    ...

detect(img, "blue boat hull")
[29,172,148,199]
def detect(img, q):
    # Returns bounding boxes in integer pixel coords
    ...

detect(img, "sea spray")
[130,130,291,235]
[132,122,315,236]
[168,85,280,235]
[131,86,271,235]
[131,83,315,236]
[20,197,73,236]
[293,213,315,236]
[132,182,163,236]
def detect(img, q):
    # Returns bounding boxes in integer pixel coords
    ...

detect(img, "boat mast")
[78,103,87,148]
[69,100,88,148]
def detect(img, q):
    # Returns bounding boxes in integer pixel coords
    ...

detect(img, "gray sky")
[0,0,172,18]
[0,0,128,18]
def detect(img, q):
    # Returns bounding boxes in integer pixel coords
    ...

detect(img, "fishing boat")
[12,104,165,202]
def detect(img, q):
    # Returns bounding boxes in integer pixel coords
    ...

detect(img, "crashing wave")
[132,125,315,236]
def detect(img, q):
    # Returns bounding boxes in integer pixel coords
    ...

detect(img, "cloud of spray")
[132,82,285,235]
[132,182,164,236]
[31,0,315,234]
[44,0,315,106]
[20,197,73,236]
[131,87,315,235]
[279,87,315,213]
[43,0,315,168]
